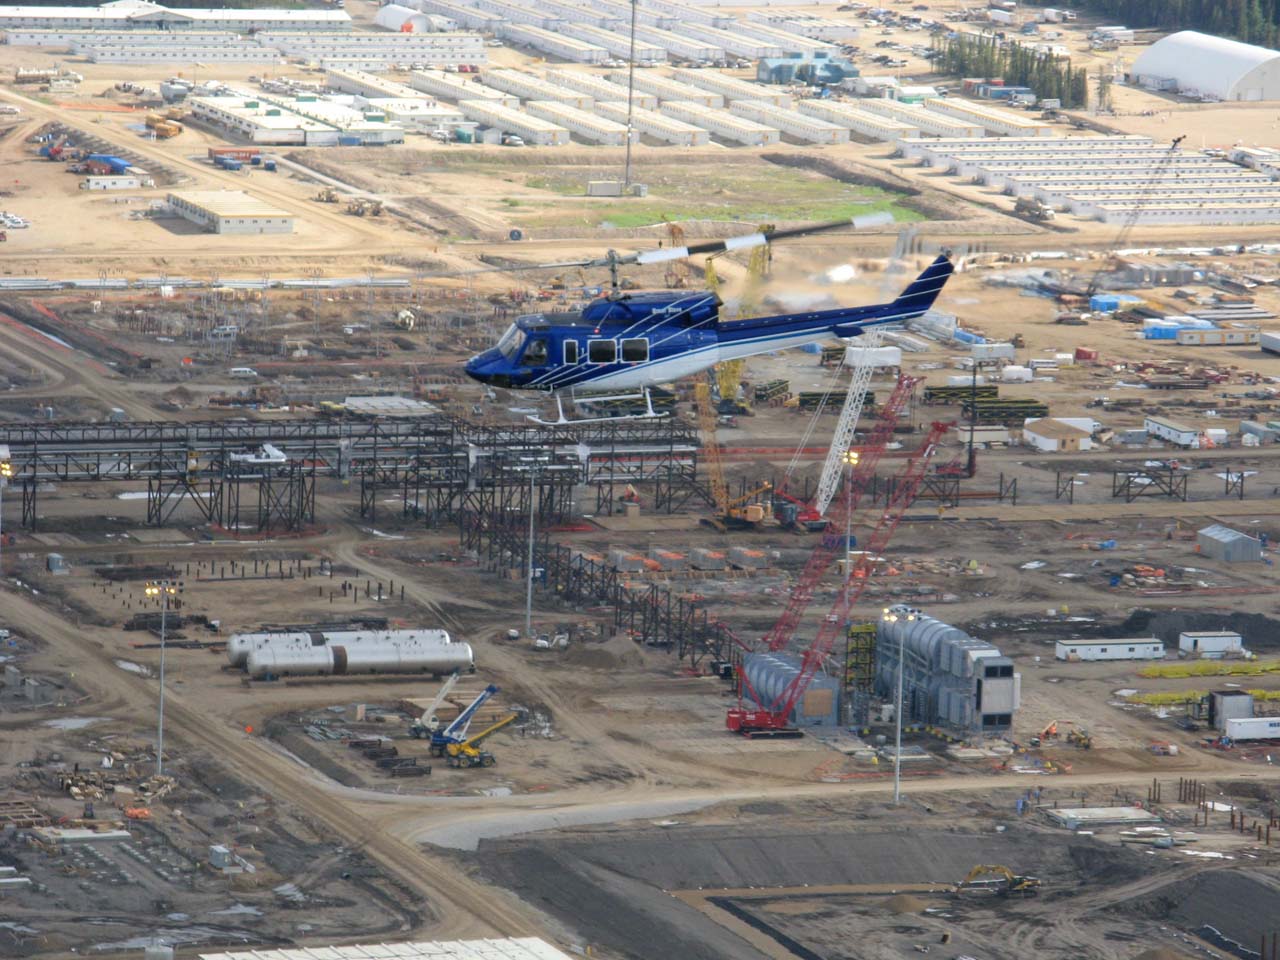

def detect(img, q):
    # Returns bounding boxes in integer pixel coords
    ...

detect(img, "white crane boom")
[813,327,883,517]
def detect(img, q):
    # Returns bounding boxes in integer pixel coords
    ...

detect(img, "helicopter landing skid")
[527,390,667,426]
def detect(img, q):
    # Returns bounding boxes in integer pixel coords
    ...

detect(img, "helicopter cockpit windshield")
[495,324,525,360]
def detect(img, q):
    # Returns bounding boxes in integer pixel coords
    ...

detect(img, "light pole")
[841,449,859,597]
[519,456,549,639]
[0,446,11,576]
[882,606,917,805]
[145,580,179,776]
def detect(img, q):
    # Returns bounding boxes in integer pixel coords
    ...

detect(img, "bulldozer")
[346,198,383,217]
[314,187,339,203]
[955,865,1041,898]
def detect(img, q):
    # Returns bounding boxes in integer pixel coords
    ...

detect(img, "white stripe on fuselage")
[564,308,924,392]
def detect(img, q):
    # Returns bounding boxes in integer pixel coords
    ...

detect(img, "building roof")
[1131,30,1280,99]
[0,0,350,21]
[167,190,292,219]
[201,940,573,960]
[1023,418,1090,440]
[1198,523,1260,544]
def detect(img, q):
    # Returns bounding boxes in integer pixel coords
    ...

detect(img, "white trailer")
[82,175,143,190]
[728,100,848,144]
[747,10,858,42]
[634,24,722,62]
[411,69,518,106]
[1225,717,1280,741]
[735,21,836,57]
[525,100,633,145]
[675,23,781,59]
[1178,630,1245,658]
[610,71,722,106]
[482,69,594,109]
[562,23,665,61]
[497,24,607,63]
[671,67,790,106]
[473,0,562,29]
[660,101,778,146]
[797,100,919,141]
[544,70,656,108]
[1054,639,1165,661]
[413,0,506,31]
[641,0,734,29]
[456,100,570,145]
[535,0,623,29]
[860,99,984,138]
[594,100,708,146]
[923,98,1054,137]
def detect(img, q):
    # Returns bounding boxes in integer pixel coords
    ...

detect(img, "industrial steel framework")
[1111,468,1188,502]
[0,416,704,531]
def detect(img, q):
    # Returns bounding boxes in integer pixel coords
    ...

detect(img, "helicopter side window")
[563,340,579,364]
[587,339,616,363]
[496,324,525,360]
[521,338,548,366]
[620,338,649,363]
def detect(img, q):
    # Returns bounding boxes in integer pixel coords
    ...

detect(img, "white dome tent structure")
[1130,30,1280,101]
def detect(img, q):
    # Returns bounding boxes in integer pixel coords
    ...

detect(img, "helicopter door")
[563,340,579,364]
[620,338,649,363]
[521,338,549,367]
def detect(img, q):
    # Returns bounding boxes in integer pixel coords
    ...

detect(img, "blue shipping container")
[338,136,361,146]
[263,159,277,171]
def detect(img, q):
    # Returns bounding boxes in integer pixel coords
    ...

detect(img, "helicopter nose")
[464,351,510,388]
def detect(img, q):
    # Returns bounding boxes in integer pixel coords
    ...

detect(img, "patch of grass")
[1126,688,1280,705]
[1139,660,1280,679]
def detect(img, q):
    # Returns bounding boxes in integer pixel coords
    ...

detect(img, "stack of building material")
[649,547,688,571]
[609,548,645,571]
[690,548,728,571]
[729,546,767,570]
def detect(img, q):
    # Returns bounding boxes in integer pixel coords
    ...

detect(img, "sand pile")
[885,893,928,914]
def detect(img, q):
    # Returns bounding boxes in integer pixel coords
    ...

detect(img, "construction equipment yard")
[7,0,1280,959]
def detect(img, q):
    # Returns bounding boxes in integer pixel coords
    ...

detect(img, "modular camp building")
[593,101,708,146]
[0,0,351,32]
[544,70,656,109]
[481,69,594,110]
[524,101,632,145]
[633,25,721,62]
[727,100,848,144]
[497,23,607,63]
[1054,639,1165,661]
[671,67,791,107]
[1144,415,1200,447]
[455,100,569,145]
[798,99,919,141]
[611,71,722,107]
[659,101,778,146]
[166,190,294,235]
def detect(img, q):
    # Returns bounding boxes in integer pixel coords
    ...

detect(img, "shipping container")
[208,147,261,161]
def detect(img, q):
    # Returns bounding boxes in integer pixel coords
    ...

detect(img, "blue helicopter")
[464,214,954,423]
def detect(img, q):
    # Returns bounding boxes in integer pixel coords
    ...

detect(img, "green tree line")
[1063,0,1280,47]
[930,33,1089,108]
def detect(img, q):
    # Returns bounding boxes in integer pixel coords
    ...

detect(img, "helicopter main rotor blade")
[633,211,895,265]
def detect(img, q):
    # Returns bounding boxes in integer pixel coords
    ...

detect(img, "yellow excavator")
[445,712,517,768]
[955,865,1042,898]
[694,380,771,531]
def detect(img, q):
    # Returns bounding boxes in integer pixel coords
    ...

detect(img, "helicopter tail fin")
[888,253,953,319]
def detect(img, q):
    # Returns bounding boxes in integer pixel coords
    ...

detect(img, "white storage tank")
[246,641,473,679]
[1002,365,1033,382]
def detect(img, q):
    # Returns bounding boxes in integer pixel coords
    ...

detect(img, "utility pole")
[0,445,11,576]
[623,0,638,190]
